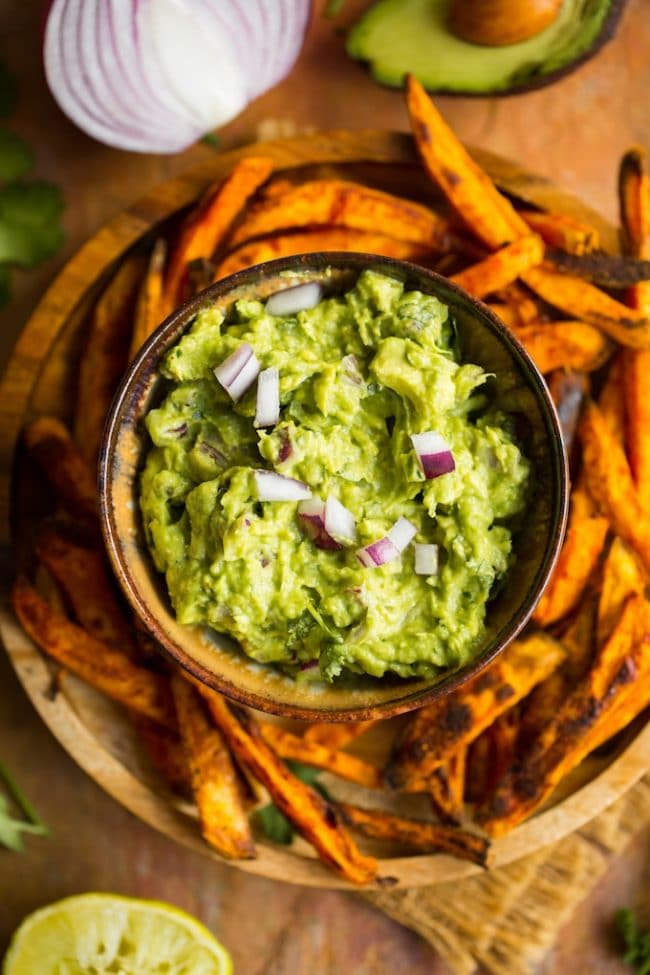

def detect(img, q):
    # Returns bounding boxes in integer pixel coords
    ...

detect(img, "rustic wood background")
[0,0,648,971]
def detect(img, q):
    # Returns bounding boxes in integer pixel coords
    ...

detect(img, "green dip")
[140,270,530,681]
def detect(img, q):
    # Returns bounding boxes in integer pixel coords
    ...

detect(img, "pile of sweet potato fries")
[11,77,650,886]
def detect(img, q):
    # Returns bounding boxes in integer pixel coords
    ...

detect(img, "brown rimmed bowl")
[99,253,569,722]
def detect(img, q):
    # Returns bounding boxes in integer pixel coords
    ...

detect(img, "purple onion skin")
[299,659,319,672]
[420,452,455,479]
[278,429,293,462]
[298,514,342,551]
[168,422,188,438]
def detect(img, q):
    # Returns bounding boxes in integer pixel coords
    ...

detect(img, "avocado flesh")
[347,0,615,94]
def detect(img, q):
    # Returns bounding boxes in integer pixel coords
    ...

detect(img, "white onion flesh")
[411,431,456,480]
[324,496,356,544]
[266,283,323,317]
[254,367,280,428]
[415,543,439,576]
[255,471,311,502]
[44,0,311,154]
[214,344,260,401]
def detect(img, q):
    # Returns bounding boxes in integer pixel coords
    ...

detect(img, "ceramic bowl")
[99,253,569,721]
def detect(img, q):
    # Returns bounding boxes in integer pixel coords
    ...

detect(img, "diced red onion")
[341,354,364,386]
[255,470,311,502]
[357,517,417,568]
[214,343,260,401]
[266,282,323,317]
[254,366,280,428]
[411,432,456,479]
[297,499,341,551]
[324,496,356,545]
[415,543,439,576]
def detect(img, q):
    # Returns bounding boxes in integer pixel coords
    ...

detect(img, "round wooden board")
[0,130,647,890]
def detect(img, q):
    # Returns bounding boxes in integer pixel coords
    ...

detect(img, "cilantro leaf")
[200,132,221,148]
[253,761,331,845]
[617,909,650,975]
[0,129,34,180]
[0,62,18,118]
[0,181,64,266]
[0,761,49,853]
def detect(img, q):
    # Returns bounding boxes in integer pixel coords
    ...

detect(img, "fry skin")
[598,352,626,443]
[128,238,167,362]
[427,748,466,826]
[513,321,613,375]
[519,209,600,255]
[12,577,175,727]
[163,156,274,312]
[197,686,378,885]
[521,267,650,349]
[479,595,650,836]
[35,520,138,657]
[133,717,192,793]
[75,252,147,468]
[228,179,451,249]
[302,721,377,748]
[337,803,489,866]
[24,417,98,528]
[385,633,565,789]
[258,723,382,789]
[597,537,647,646]
[405,74,529,248]
[171,675,256,859]
[215,228,433,280]
[580,400,650,571]
[533,486,609,626]
[450,234,545,299]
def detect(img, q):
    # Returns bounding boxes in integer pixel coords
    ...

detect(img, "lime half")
[2,893,232,975]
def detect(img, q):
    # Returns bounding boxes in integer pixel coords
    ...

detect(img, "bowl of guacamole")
[100,254,568,720]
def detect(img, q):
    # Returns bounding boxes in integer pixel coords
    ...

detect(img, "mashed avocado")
[140,270,530,681]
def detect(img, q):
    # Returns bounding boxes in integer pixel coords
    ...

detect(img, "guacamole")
[140,270,530,681]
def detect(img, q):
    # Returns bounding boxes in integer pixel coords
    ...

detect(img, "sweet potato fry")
[580,400,650,571]
[513,321,613,375]
[597,537,647,646]
[23,417,98,528]
[598,352,626,443]
[519,210,599,256]
[479,595,650,836]
[485,303,521,329]
[618,147,650,312]
[133,717,191,793]
[215,228,433,280]
[548,370,589,457]
[228,179,451,249]
[302,721,377,748]
[427,748,466,826]
[385,633,565,789]
[622,349,650,505]
[170,675,256,859]
[35,520,138,656]
[128,238,167,362]
[163,156,274,312]
[11,577,175,728]
[75,252,147,468]
[450,234,544,299]
[405,74,528,248]
[258,723,382,789]
[337,803,489,866]
[197,686,378,885]
[464,734,492,806]
[520,267,650,349]
[496,283,541,324]
[533,486,609,626]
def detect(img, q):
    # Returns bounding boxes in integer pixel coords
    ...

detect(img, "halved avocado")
[346,0,628,96]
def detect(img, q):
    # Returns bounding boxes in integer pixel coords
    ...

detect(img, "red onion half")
[44,0,311,153]
[411,432,455,479]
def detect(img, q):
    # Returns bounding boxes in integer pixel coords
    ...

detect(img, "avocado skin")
[346,0,629,98]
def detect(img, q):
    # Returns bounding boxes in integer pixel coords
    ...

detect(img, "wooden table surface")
[0,1,648,971]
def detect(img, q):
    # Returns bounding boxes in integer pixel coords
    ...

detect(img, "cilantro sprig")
[0,60,64,309]
[253,761,331,845]
[0,761,49,852]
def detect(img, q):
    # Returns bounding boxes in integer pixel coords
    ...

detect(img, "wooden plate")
[0,131,647,890]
